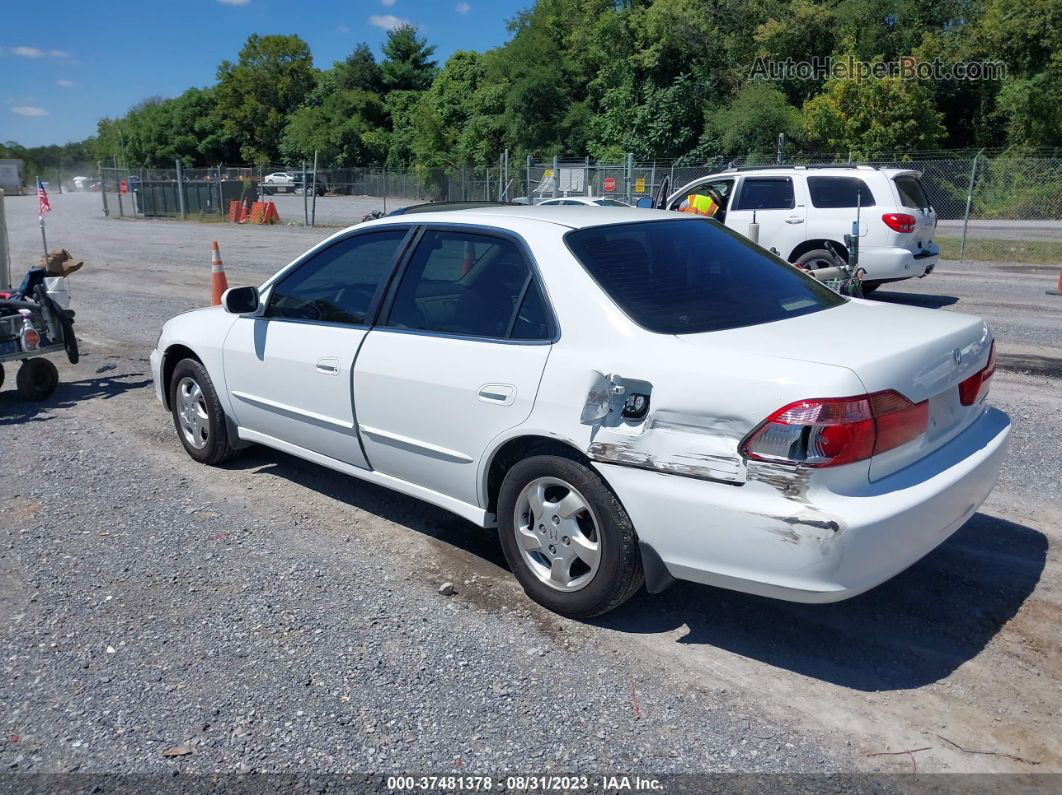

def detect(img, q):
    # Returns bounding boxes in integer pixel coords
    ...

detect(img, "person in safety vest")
[678,188,722,218]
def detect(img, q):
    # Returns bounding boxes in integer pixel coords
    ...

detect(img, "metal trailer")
[0,280,78,401]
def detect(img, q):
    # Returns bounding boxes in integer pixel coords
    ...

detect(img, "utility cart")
[0,270,78,401]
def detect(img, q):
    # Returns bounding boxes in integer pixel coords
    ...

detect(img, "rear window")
[893,175,930,209]
[734,177,794,210]
[565,219,844,334]
[807,176,876,208]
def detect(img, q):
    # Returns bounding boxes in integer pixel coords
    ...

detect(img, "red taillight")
[958,341,996,406]
[741,390,928,468]
[871,391,928,454]
[882,212,917,233]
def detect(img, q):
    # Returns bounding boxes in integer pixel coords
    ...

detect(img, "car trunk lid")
[677,300,993,480]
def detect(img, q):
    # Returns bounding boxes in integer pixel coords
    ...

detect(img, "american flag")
[37,179,52,217]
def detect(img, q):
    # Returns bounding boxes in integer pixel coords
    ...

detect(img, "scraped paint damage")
[582,372,747,484]
[745,459,813,502]
[580,372,846,548]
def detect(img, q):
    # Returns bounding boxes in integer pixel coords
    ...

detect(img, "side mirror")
[222,286,260,315]
[635,198,653,209]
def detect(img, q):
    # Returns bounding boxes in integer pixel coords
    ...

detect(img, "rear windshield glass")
[807,176,876,208]
[893,176,930,209]
[565,219,844,334]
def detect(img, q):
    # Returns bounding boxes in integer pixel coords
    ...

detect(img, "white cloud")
[13,106,48,117]
[337,24,350,33]
[217,0,251,6]
[369,14,408,30]
[380,0,397,6]
[9,46,70,58]
[56,79,76,88]
[456,2,471,13]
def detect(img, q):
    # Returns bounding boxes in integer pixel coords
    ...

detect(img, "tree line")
[4,0,1058,176]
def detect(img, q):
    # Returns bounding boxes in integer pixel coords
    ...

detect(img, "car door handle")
[784,215,804,224]
[316,357,341,375]
[478,384,516,406]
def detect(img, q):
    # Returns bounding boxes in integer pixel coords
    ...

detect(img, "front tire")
[498,454,644,618]
[169,358,238,465]
[16,358,59,400]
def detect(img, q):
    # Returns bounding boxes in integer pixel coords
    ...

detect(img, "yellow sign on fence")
[543,169,554,178]
[634,177,646,193]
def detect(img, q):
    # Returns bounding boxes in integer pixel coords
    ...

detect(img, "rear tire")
[169,358,238,466]
[498,454,644,618]
[16,358,58,401]
[794,248,840,271]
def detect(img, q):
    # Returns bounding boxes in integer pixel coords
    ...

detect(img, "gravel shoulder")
[1,193,1059,775]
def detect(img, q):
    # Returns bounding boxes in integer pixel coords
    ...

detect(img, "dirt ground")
[2,192,1059,775]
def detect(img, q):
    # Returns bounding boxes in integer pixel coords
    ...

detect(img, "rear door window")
[894,176,931,210]
[807,176,876,208]
[734,177,795,210]
[565,219,843,334]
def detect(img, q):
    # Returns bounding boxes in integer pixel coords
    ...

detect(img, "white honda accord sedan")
[151,206,1009,617]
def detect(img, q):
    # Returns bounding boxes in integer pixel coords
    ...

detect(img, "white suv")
[667,165,939,293]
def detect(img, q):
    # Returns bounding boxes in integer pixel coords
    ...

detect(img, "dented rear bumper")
[594,406,1010,603]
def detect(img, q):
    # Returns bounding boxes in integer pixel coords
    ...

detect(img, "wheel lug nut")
[562,536,570,545]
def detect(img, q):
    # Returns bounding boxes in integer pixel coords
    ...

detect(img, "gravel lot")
[1,193,1060,777]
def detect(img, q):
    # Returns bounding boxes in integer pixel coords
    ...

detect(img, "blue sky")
[2,0,529,147]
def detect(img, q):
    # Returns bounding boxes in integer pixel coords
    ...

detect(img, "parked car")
[262,172,300,195]
[667,165,939,293]
[263,171,328,197]
[151,206,1008,618]
[538,196,632,207]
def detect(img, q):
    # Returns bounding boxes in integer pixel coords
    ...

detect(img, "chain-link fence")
[97,162,518,228]
[528,154,1062,221]
[97,152,1062,252]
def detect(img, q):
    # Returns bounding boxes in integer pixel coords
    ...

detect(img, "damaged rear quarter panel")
[517,330,865,497]
[486,226,866,573]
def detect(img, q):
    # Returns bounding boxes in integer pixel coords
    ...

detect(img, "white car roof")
[360,205,685,232]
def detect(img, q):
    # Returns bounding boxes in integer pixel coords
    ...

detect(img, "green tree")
[214,34,317,164]
[802,71,946,156]
[964,0,1062,149]
[412,51,488,167]
[281,88,387,166]
[384,90,424,166]
[701,82,802,157]
[380,25,438,92]
[336,43,383,93]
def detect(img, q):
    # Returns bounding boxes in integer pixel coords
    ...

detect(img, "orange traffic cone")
[1047,265,1062,296]
[461,240,475,275]
[211,241,229,306]
[239,198,250,224]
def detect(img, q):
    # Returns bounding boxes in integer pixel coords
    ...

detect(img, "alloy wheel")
[513,477,602,592]
[175,376,209,450]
